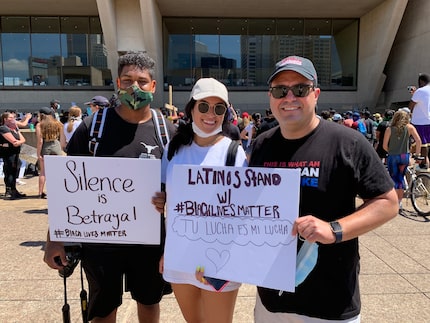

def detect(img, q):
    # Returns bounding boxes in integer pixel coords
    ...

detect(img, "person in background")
[383,110,421,210]
[84,95,110,116]
[228,104,239,126]
[408,73,430,170]
[222,104,241,142]
[50,99,61,121]
[249,55,398,322]
[44,51,175,322]
[152,77,247,323]
[5,109,32,129]
[363,110,375,144]
[257,108,279,136]
[240,112,261,156]
[375,109,394,163]
[238,111,249,134]
[63,105,83,145]
[332,113,343,124]
[0,112,26,199]
[373,113,382,126]
[343,110,354,127]
[319,110,330,120]
[36,107,66,199]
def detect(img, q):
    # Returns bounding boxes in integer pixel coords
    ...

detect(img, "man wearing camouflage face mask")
[44,51,176,322]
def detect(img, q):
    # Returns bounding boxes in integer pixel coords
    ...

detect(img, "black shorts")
[81,243,169,320]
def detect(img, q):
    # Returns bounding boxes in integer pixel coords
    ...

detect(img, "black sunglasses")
[269,84,315,99]
[197,102,227,116]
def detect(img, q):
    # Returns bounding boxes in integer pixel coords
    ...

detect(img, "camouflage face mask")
[118,84,153,110]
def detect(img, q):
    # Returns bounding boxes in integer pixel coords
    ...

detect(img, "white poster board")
[45,155,161,244]
[164,165,301,292]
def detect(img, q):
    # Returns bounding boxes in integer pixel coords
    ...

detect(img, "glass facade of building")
[0,16,358,94]
[0,16,113,88]
[163,18,358,91]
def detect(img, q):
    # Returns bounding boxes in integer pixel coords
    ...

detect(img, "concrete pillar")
[95,0,164,106]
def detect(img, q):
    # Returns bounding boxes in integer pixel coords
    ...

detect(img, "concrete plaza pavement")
[0,175,430,322]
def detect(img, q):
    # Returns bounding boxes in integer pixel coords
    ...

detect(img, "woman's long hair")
[390,110,409,137]
[167,98,229,160]
[66,106,82,133]
[40,113,62,141]
[66,105,82,133]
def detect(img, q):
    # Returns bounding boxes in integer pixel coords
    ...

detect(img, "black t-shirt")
[249,119,393,320]
[67,108,176,158]
[0,125,21,156]
[376,120,390,158]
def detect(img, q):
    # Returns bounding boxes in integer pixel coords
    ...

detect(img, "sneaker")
[16,179,26,185]
[39,192,47,199]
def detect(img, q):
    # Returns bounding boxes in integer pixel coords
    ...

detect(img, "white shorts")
[254,292,360,323]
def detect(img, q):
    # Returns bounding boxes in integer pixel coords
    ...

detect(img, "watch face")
[330,221,341,232]
[330,221,343,243]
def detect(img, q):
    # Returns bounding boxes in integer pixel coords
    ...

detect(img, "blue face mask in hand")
[295,240,318,287]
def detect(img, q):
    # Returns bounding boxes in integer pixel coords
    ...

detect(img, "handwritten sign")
[164,165,301,292]
[45,155,161,244]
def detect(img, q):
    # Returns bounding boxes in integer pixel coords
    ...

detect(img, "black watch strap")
[329,221,343,243]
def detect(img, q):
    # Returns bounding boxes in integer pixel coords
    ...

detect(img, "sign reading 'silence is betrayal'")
[45,155,161,245]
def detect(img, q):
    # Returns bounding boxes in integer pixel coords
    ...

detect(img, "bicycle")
[403,157,430,216]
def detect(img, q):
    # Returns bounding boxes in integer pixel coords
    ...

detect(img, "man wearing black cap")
[84,95,110,115]
[249,56,398,322]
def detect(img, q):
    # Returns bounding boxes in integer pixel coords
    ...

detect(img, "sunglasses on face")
[269,84,315,99]
[197,102,227,116]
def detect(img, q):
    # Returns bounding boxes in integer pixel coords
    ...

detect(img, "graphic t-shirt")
[249,119,393,320]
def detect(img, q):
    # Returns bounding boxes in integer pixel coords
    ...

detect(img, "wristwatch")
[329,221,343,243]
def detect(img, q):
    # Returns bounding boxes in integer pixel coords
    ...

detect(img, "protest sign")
[164,165,300,292]
[45,155,161,244]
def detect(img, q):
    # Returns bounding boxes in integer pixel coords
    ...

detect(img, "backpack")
[88,108,170,156]
[357,120,367,136]
[225,140,240,166]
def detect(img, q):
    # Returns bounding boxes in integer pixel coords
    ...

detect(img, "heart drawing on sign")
[206,248,230,272]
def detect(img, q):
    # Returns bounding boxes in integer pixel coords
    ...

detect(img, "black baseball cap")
[84,96,110,107]
[39,107,54,116]
[267,56,318,85]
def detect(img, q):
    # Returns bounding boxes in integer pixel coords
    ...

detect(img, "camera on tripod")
[54,245,81,278]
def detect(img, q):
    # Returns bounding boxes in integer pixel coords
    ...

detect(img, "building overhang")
[1,0,386,18]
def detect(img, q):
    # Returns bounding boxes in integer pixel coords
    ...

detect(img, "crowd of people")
[2,50,428,322]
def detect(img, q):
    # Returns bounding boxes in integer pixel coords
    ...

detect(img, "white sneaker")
[16,179,26,185]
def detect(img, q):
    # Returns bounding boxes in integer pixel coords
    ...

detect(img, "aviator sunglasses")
[269,84,315,99]
[197,102,227,116]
